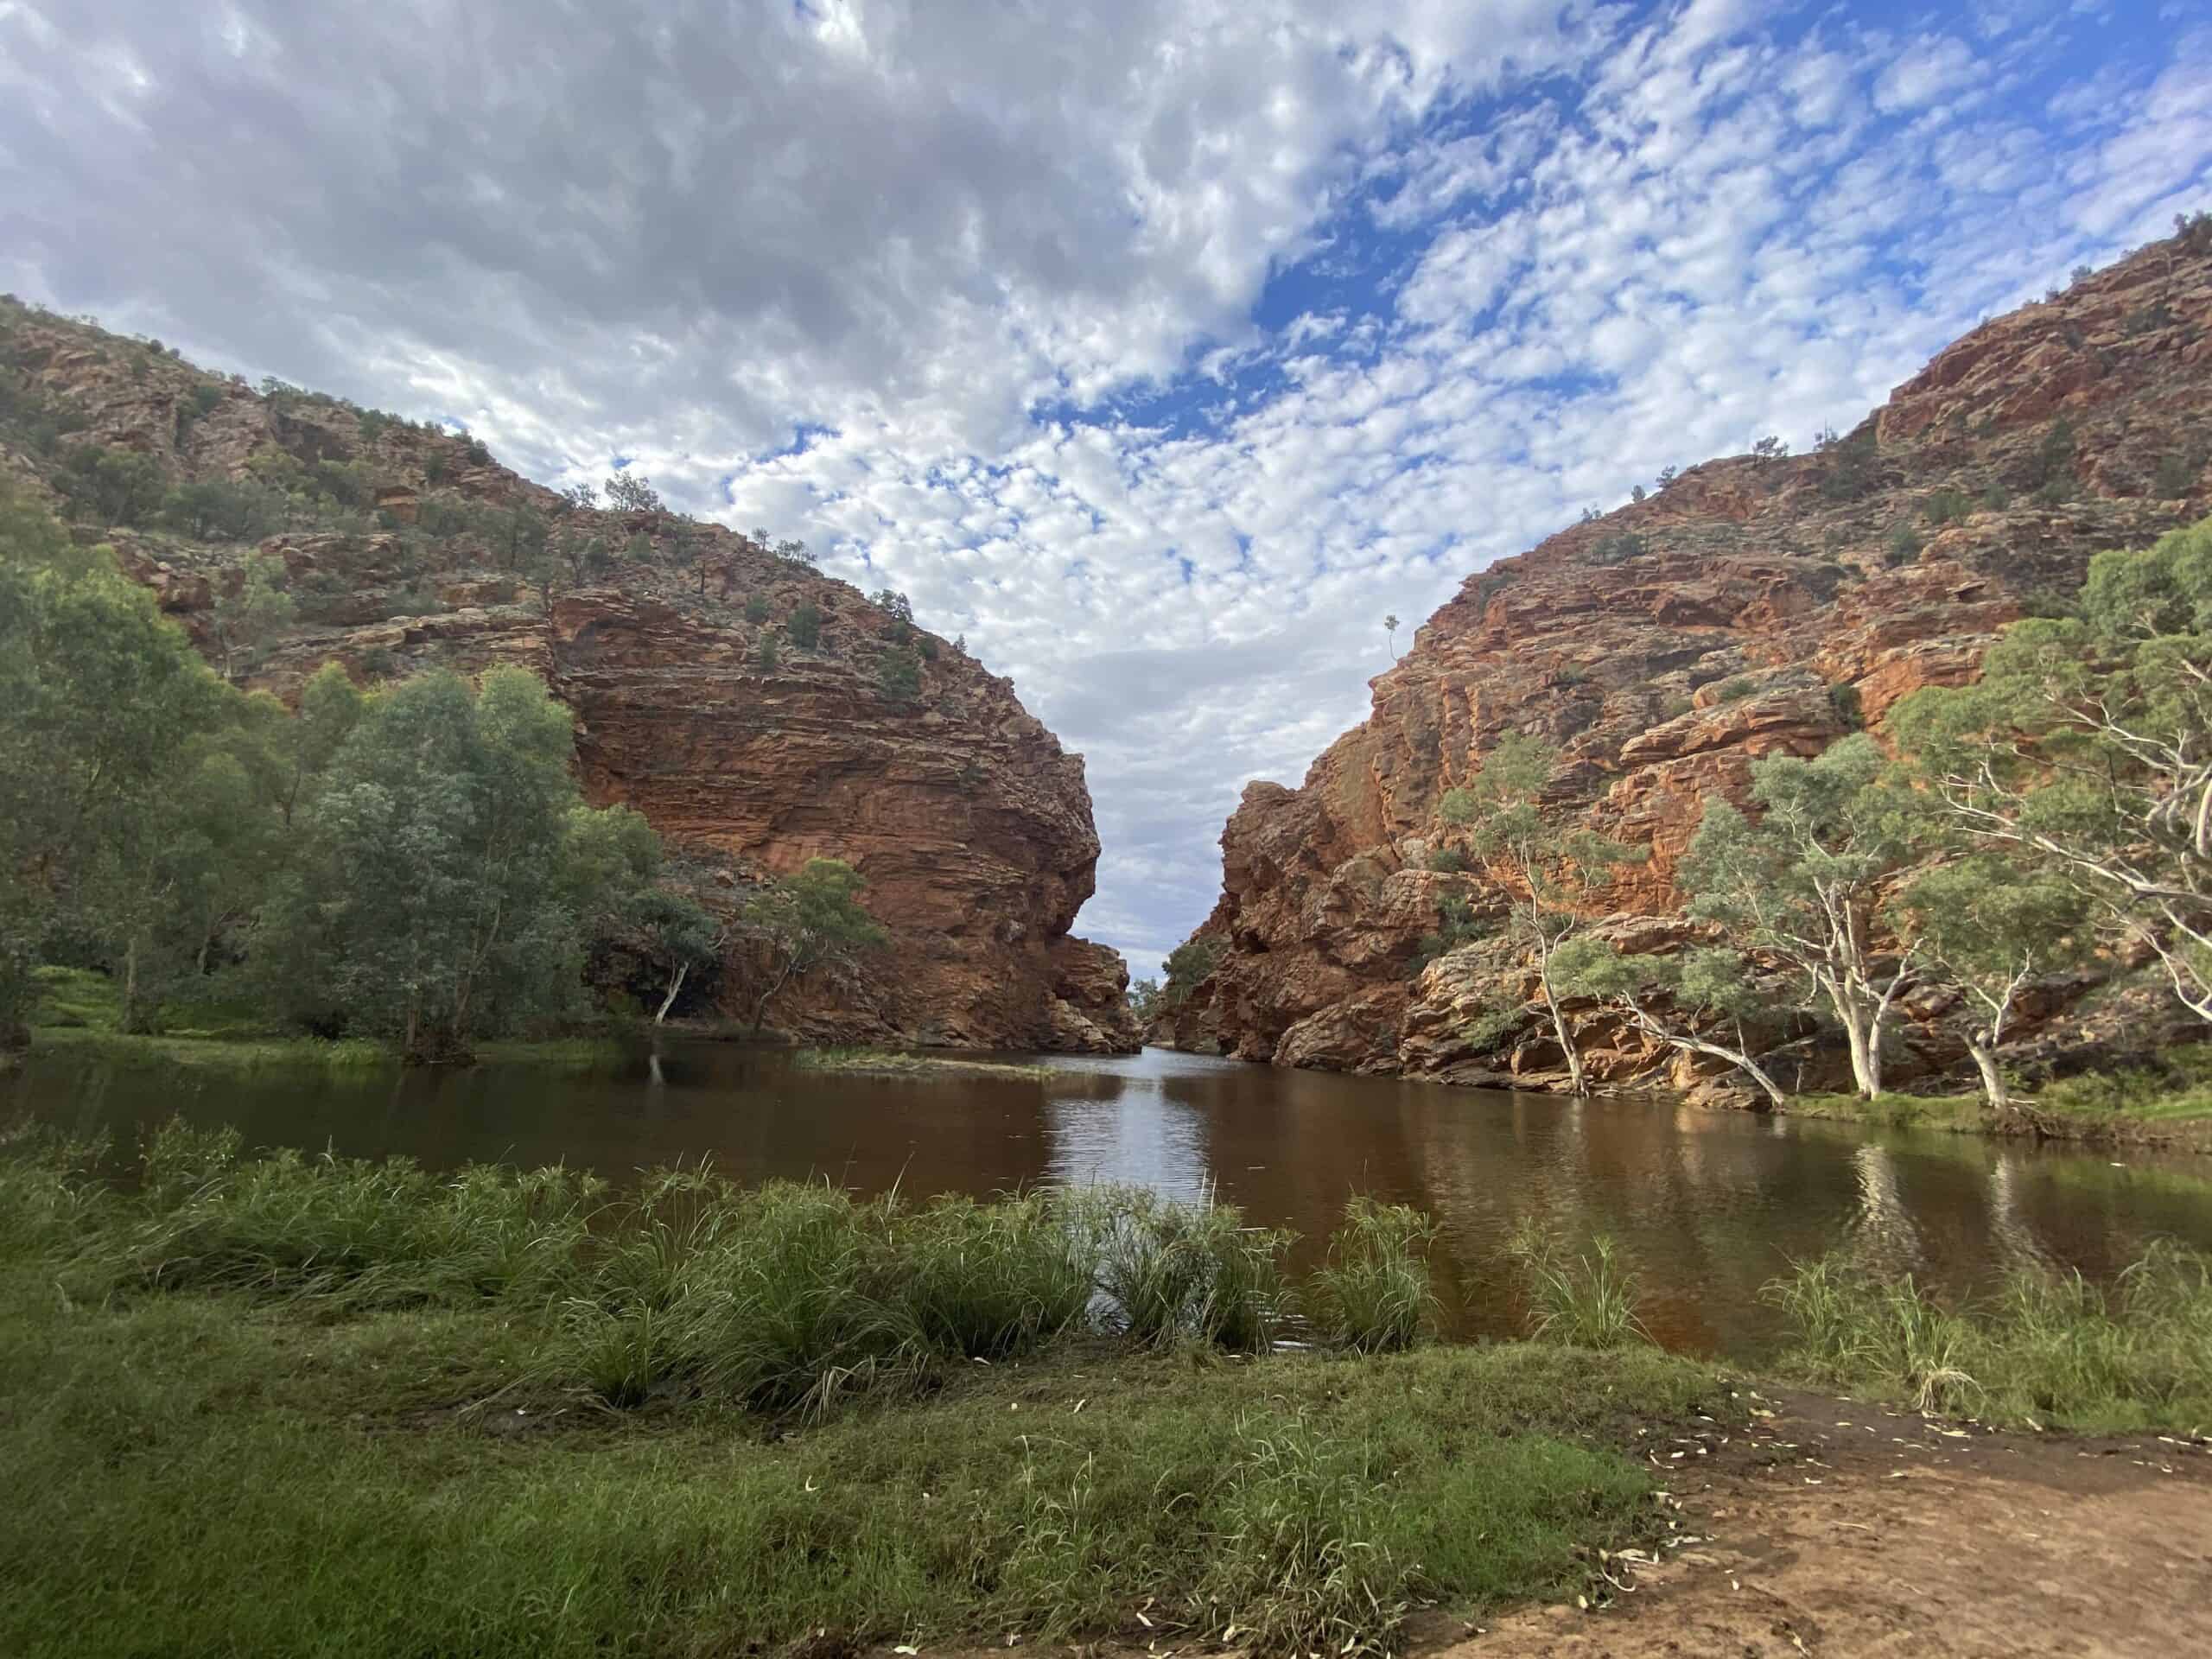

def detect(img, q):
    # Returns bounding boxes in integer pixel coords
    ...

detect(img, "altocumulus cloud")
[3,0,2209,974]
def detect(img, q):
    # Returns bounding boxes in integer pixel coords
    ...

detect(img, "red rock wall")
[1158,229,2212,1089]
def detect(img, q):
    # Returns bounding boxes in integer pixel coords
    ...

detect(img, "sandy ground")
[1452,1389,2212,1657]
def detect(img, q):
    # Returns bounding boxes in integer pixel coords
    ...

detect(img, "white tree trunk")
[1967,1038,2010,1111]
[655,959,688,1026]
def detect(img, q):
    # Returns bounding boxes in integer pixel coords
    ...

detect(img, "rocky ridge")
[1155,226,2212,1095]
[0,301,1137,1052]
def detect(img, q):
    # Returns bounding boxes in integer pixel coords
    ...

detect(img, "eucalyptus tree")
[1439,733,1638,1096]
[1675,735,1923,1099]
[1891,514,2212,1025]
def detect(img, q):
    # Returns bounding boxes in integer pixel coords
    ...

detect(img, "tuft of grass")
[1506,1221,1651,1350]
[1309,1197,1439,1353]
[1071,1185,1294,1351]
[1763,1242,2212,1429]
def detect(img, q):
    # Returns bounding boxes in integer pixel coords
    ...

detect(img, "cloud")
[4,1,2209,976]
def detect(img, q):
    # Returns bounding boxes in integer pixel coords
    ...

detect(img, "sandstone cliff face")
[1157,229,2212,1092]
[0,305,1138,1052]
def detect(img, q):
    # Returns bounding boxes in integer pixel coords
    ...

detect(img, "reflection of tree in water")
[1845,1144,1923,1278]
[1985,1153,2050,1274]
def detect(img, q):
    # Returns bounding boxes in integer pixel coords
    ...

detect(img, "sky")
[3,1,2209,976]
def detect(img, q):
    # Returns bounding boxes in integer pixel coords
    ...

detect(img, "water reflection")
[11,1039,2212,1361]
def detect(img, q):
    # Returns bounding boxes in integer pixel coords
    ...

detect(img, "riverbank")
[3,1126,2208,1655]
[16,966,632,1073]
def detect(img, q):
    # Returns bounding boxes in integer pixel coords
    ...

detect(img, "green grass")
[1507,1222,1653,1350]
[796,1046,1054,1080]
[1308,1196,1440,1353]
[0,1125,1726,1657]
[1790,1090,1987,1130]
[1764,1244,2212,1432]
[2033,1046,2212,1122]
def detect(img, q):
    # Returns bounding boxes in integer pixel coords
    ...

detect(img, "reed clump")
[1763,1242,2212,1428]
[1505,1220,1652,1350]
[1308,1197,1439,1353]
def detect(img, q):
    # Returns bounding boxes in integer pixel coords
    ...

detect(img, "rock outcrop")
[0,302,1139,1052]
[1156,226,2212,1091]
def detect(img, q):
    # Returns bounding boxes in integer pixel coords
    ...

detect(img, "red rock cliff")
[1158,228,2212,1090]
[0,306,1138,1052]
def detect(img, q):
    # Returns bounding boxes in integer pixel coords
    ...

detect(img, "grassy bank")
[796,1045,1056,1081]
[1765,1249,2212,1433]
[1764,1048,2212,1150]
[4,1125,2205,1655]
[0,1126,1714,1657]
[22,966,628,1073]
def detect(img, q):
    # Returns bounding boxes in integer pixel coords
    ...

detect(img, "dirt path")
[1455,1389,2212,1657]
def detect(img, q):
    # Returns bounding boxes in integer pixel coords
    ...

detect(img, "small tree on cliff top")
[1438,732,1637,1096]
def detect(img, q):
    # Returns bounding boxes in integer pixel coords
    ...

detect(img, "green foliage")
[1889,514,2212,1025]
[1162,936,1224,1007]
[57,442,164,524]
[2154,450,2199,499]
[1308,1198,1437,1354]
[1127,974,1163,1023]
[1506,1223,1650,1350]
[2024,415,2076,493]
[1070,1186,1294,1352]
[1885,523,1922,565]
[754,630,779,671]
[877,645,923,704]
[1589,531,1645,565]
[602,472,662,514]
[869,588,914,622]
[255,668,656,1061]
[743,594,770,624]
[1713,675,1756,701]
[159,475,286,541]
[1425,845,1467,873]
[1827,680,1863,729]
[1816,426,1879,501]
[0,492,232,1040]
[1764,1243,2212,1428]
[1681,734,1923,1096]
[1409,893,1485,976]
[736,859,888,1030]
[1922,487,1973,525]
[787,600,821,649]
[210,553,296,678]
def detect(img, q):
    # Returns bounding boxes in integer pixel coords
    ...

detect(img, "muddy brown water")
[12,1041,2212,1361]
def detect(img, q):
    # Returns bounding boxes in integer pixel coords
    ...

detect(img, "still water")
[14,1041,2212,1360]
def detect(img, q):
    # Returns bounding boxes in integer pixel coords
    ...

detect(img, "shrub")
[1827,681,1863,729]
[1590,531,1645,566]
[788,601,821,650]
[876,645,922,704]
[1980,481,2011,511]
[743,594,769,623]
[1506,1223,1649,1350]
[1074,1187,1292,1352]
[2154,453,2196,498]
[1817,427,1879,501]
[1307,1198,1437,1354]
[1425,847,1467,874]
[1713,676,1755,702]
[1885,524,1922,566]
[1922,487,1972,525]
